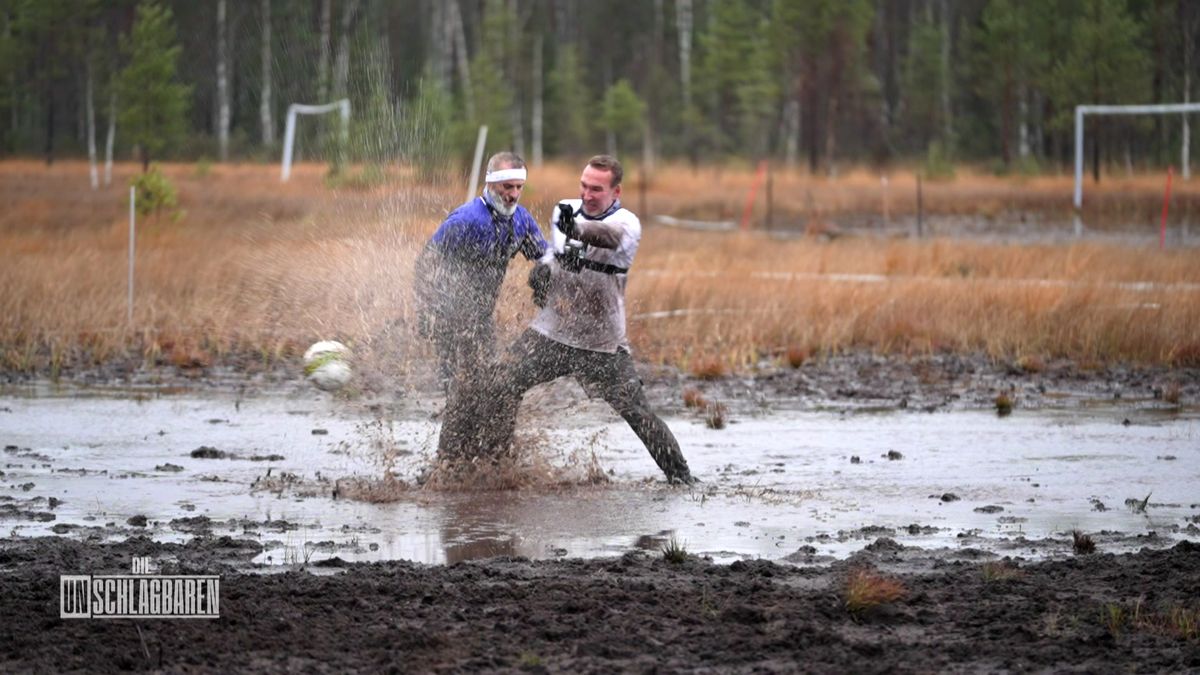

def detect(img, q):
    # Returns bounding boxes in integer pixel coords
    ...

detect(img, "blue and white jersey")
[416,196,548,333]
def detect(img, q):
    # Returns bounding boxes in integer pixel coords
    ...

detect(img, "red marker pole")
[740,159,769,230]
[1160,165,1174,250]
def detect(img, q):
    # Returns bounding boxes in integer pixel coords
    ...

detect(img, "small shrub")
[130,164,182,221]
[662,536,688,564]
[1071,529,1096,555]
[844,568,906,614]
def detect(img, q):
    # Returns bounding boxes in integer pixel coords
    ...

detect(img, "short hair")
[586,154,623,187]
[486,151,526,174]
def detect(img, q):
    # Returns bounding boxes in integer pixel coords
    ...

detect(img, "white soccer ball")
[303,340,352,391]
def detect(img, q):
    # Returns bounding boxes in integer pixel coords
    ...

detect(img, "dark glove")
[555,203,579,240]
[528,263,552,308]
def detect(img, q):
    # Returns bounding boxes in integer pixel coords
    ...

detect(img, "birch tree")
[216,0,229,161]
[260,0,273,146]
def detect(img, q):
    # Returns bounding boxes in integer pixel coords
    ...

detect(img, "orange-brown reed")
[2,159,1199,379]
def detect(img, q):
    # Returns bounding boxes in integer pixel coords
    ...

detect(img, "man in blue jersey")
[413,152,548,391]
[442,155,695,484]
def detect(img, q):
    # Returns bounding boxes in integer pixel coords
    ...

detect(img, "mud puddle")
[2,383,1197,567]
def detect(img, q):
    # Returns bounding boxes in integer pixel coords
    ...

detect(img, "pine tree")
[117,0,190,171]
[1050,0,1150,180]
[600,79,644,159]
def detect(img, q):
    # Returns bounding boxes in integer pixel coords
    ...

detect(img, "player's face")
[487,177,524,216]
[579,166,620,217]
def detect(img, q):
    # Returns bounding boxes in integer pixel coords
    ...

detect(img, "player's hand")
[555,203,579,239]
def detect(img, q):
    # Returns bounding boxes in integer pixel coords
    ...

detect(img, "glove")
[528,263,552,308]
[555,203,579,240]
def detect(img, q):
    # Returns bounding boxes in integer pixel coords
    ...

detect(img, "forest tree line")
[1,0,1197,178]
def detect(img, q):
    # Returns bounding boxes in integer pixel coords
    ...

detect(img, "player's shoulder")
[610,205,641,232]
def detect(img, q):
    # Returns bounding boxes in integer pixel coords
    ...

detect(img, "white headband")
[485,167,527,183]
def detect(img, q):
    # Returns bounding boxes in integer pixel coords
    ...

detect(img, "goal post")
[1073,102,1200,235]
[280,99,351,182]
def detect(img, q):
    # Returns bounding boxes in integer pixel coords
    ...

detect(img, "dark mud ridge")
[8,350,1197,417]
[2,536,1197,672]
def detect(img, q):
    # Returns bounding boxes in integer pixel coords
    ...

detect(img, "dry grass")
[3,159,1200,379]
[681,387,707,409]
[843,567,906,615]
[1163,381,1182,405]
[980,561,1024,582]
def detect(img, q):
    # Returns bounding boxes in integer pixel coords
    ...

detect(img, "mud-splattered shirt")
[530,199,639,354]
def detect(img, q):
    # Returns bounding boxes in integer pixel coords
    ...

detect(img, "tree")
[548,43,589,157]
[601,79,644,158]
[771,0,874,173]
[466,0,516,153]
[1050,0,1150,180]
[698,0,776,157]
[117,0,189,171]
[904,7,950,154]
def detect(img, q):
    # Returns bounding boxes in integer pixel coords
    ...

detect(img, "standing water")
[2,383,1196,565]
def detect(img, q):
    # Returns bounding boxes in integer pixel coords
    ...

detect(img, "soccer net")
[280,99,351,182]
[1073,102,1200,234]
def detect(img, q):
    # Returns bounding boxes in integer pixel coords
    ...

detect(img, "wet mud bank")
[2,536,1198,672]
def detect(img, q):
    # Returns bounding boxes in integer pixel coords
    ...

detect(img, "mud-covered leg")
[588,352,694,484]
[438,330,565,463]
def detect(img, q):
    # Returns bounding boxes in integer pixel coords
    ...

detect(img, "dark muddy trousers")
[438,330,694,484]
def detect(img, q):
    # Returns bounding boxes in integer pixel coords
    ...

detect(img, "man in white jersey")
[440,155,694,484]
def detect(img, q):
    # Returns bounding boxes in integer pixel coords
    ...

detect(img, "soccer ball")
[303,340,352,391]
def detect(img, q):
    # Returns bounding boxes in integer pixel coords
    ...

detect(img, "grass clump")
[1099,599,1199,641]
[994,392,1014,416]
[843,568,906,615]
[661,536,689,565]
[704,401,728,430]
[1071,529,1096,555]
[682,387,707,409]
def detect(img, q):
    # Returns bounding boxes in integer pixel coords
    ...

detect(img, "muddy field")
[2,354,1199,671]
[1,535,1198,672]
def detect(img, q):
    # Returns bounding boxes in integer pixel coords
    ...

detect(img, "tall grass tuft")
[844,568,906,615]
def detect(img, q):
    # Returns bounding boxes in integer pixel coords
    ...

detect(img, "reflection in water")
[438,494,529,564]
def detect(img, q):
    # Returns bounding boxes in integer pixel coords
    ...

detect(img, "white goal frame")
[1073,102,1200,234]
[280,99,351,182]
